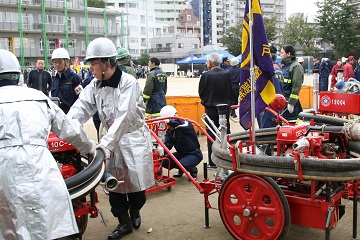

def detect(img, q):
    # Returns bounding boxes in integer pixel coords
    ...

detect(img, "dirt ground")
[81,75,359,240]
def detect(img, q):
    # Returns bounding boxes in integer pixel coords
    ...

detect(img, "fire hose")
[299,111,350,126]
[212,125,360,182]
[65,149,105,200]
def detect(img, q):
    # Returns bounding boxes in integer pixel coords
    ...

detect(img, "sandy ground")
[81,74,359,240]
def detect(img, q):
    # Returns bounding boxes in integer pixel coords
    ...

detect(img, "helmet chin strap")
[99,59,106,80]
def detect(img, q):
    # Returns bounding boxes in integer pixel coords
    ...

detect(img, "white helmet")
[230,57,239,66]
[85,37,117,61]
[297,57,304,63]
[0,49,21,79]
[51,48,70,60]
[160,105,177,117]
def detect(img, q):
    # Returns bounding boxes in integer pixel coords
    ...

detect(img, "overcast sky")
[286,0,319,21]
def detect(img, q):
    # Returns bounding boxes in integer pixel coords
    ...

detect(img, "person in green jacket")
[279,45,304,120]
[116,47,137,78]
[142,57,167,118]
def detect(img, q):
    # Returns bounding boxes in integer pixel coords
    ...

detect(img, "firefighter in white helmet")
[50,47,83,113]
[67,37,154,240]
[0,49,96,239]
[160,105,203,179]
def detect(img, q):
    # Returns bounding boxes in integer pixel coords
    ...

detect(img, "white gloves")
[287,104,294,113]
[96,144,112,161]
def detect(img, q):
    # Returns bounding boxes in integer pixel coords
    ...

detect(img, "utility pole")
[174,0,178,77]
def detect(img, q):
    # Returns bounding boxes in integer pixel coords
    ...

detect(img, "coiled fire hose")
[212,124,360,181]
[65,149,105,200]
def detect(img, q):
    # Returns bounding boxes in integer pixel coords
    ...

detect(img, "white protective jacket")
[0,86,96,239]
[68,70,154,193]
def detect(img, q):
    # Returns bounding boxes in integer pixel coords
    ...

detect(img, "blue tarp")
[236,54,242,62]
[192,50,235,64]
[176,54,198,64]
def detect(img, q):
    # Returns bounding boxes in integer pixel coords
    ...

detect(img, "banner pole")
[249,0,255,144]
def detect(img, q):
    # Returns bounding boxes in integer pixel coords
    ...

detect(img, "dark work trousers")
[162,150,202,170]
[109,190,146,217]
[205,106,230,166]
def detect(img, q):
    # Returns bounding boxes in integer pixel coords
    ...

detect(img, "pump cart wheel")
[219,173,290,240]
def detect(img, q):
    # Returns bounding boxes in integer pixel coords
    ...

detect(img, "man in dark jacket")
[143,57,167,118]
[198,52,232,168]
[50,48,83,113]
[229,57,241,118]
[319,58,333,92]
[28,59,52,96]
[160,106,202,178]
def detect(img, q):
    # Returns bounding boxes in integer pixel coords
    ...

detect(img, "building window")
[81,40,86,52]
[166,43,172,48]
[156,44,162,48]
[187,15,191,21]
[193,44,198,49]
[178,43,184,48]
[128,2,138,8]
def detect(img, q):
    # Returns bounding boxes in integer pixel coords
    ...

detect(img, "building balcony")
[149,47,172,53]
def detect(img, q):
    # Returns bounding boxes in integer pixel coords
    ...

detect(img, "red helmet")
[269,94,287,111]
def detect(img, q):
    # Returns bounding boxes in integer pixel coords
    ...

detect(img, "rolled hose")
[212,127,360,181]
[298,112,350,126]
[69,162,105,200]
[65,149,105,200]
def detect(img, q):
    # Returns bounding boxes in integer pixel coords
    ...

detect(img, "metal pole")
[174,0,178,77]
[41,0,48,69]
[64,0,69,50]
[104,7,108,37]
[17,0,24,68]
[126,1,130,50]
[145,0,149,53]
[203,162,210,229]
[352,180,358,239]
[199,0,203,54]
[249,0,255,144]
[313,69,319,112]
[121,11,125,48]
[85,0,89,46]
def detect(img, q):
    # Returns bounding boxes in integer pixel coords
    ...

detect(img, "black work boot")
[188,166,198,178]
[173,169,184,178]
[108,213,133,240]
[129,207,141,229]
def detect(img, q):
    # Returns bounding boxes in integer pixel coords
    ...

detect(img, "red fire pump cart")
[209,103,360,240]
[48,132,107,239]
[145,120,177,193]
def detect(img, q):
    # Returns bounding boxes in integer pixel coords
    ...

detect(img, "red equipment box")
[48,132,75,152]
[319,92,360,114]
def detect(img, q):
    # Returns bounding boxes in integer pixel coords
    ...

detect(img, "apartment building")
[0,0,120,68]
[106,0,170,59]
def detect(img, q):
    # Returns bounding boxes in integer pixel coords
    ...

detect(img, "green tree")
[220,16,281,56]
[263,15,277,43]
[219,22,242,56]
[88,0,105,8]
[136,52,150,66]
[281,13,320,56]
[315,0,360,58]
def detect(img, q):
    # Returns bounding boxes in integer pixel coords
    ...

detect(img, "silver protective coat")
[68,72,154,193]
[0,86,96,240]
